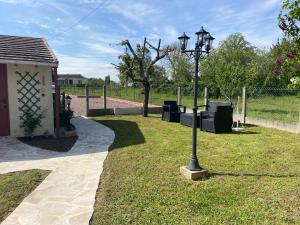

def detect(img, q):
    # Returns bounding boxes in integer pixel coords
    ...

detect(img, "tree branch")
[121,40,139,61]
[147,44,174,73]
[142,37,147,61]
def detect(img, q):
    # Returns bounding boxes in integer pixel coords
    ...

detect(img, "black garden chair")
[199,102,233,133]
[162,100,186,122]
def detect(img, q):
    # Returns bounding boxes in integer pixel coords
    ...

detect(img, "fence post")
[103,85,107,110]
[177,87,181,105]
[85,85,89,116]
[62,92,66,111]
[242,86,247,124]
[204,87,208,106]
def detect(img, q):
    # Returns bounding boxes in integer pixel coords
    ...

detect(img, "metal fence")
[246,88,300,124]
[61,84,300,127]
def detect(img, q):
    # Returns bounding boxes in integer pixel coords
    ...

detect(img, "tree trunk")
[142,82,150,117]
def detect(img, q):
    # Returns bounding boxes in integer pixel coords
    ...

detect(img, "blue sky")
[0,0,282,81]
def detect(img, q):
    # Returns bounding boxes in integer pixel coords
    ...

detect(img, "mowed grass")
[62,86,299,123]
[0,170,50,222]
[247,95,299,123]
[91,115,300,225]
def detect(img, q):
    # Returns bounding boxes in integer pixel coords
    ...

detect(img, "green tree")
[114,38,173,117]
[248,49,285,88]
[166,45,193,89]
[87,78,105,87]
[200,33,256,98]
[277,0,300,87]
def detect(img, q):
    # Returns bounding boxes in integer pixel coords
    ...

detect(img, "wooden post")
[242,86,247,124]
[177,87,181,105]
[53,67,60,137]
[85,85,89,116]
[62,92,66,111]
[204,87,208,106]
[103,85,107,110]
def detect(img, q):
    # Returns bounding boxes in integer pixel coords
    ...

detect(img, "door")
[0,64,10,136]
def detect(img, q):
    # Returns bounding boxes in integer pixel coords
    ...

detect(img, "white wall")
[7,64,54,137]
[58,78,86,85]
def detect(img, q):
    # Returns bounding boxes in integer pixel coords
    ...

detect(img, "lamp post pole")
[178,27,215,172]
[190,45,201,170]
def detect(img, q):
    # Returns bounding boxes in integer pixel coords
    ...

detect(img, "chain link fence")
[246,88,300,124]
[61,84,300,127]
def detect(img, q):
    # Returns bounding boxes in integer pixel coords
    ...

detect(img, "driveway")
[0,117,115,225]
[70,95,158,116]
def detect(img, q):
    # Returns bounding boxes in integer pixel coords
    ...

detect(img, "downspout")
[53,67,60,137]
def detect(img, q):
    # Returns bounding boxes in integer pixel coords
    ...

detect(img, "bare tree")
[114,38,174,117]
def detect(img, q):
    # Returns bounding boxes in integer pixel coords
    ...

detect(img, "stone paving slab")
[0,117,115,225]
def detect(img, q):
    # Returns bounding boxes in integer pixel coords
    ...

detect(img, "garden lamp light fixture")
[178,26,214,172]
[65,95,72,112]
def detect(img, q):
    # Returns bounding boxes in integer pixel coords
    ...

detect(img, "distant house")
[0,34,60,137]
[58,74,87,86]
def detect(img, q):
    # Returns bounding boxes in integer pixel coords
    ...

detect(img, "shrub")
[20,108,44,136]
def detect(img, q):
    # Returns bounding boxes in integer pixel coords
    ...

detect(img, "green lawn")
[91,115,300,225]
[62,86,299,123]
[247,95,299,123]
[0,170,50,222]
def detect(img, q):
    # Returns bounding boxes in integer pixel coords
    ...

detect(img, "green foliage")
[87,78,105,87]
[288,76,300,89]
[277,0,300,81]
[0,170,50,223]
[60,109,74,127]
[200,33,285,98]
[91,115,300,225]
[20,108,44,136]
[166,45,193,89]
[149,65,168,89]
[117,44,167,87]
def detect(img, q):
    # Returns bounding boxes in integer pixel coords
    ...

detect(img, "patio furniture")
[162,100,186,122]
[200,102,233,133]
[180,113,200,127]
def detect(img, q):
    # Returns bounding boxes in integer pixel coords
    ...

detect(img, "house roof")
[58,74,86,79]
[0,34,58,67]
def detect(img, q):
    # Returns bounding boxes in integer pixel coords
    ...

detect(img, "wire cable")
[47,0,110,40]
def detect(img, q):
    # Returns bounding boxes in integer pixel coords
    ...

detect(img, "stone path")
[0,117,115,225]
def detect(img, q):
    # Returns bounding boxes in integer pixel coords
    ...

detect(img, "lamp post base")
[180,166,209,181]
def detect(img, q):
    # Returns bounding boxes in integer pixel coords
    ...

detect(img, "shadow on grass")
[94,120,145,150]
[230,130,260,135]
[249,108,297,115]
[210,172,300,179]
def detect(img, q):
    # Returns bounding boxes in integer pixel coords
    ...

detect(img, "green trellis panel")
[16,71,41,122]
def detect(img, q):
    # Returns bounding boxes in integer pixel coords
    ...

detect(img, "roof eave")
[0,59,59,67]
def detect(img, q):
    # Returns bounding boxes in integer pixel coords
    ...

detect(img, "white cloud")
[106,0,161,24]
[76,24,90,31]
[83,42,122,54]
[259,0,281,12]
[40,24,51,29]
[57,54,118,80]
[119,23,137,35]
[55,18,63,23]
[0,0,33,4]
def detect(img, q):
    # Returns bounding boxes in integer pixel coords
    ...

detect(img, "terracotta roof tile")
[0,34,58,65]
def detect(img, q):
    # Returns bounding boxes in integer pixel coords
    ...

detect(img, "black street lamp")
[65,95,72,112]
[178,26,214,171]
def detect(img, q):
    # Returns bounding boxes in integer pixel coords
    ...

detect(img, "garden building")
[58,74,86,86]
[0,34,60,137]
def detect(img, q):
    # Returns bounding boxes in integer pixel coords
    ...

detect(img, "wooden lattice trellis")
[16,71,41,122]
